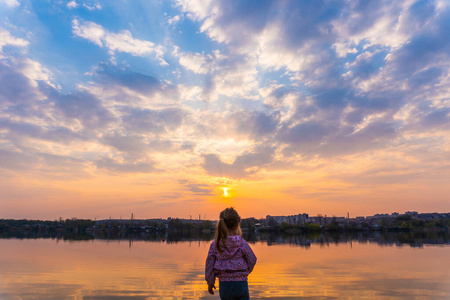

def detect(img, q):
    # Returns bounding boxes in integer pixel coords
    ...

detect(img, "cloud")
[403,102,450,131]
[278,121,332,146]
[333,42,358,58]
[67,1,78,9]
[407,67,443,88]
[177,0,345,78]
[94,63,161,95]
[121,107,186,135]
[202,146,274,179]
[72,19,104,47]
[0,61,43,104]
[0,148,90,178]
[95,157,158,173]
[421,107,450,129]
[0,57,56,110]
[177,0,274,46]
[178,180,213,196]
[0,119,86,144]
[385,7,450,78]
[33,152,90,178]
[101,132,176,158]
[83,3,101,11]
[227,110,280,140]
[173,47,258,101]
[101,133,148,156]
[82,64,179,106]
[187,183,212,195]
[320,121,398,157]
[0,148,38,171]
[0,28,28,55]
[45,86,115,129]
[1,0,19,8]
[345,50,388,80]
[167,15,181,26]
[174,46,211,74]
[72,19,167,65]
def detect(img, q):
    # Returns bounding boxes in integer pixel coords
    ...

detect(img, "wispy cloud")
[72,19,167,65]
[0,28,28,55]
[1,0,19,9]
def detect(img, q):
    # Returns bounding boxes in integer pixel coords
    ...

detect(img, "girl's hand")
[208,283,216,295]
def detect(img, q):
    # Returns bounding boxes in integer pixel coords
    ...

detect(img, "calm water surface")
[0,232,449,299]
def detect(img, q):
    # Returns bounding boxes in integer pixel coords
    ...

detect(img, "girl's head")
[215,207,241,253]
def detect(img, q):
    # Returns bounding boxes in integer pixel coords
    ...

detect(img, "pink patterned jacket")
[205,235,257,285]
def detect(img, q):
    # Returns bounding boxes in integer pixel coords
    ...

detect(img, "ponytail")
[215,218,228,254]
[215,207,241,254]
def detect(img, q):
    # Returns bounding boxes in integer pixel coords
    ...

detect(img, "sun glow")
[222,187,229,197]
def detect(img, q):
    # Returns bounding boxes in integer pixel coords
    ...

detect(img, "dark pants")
[219,281,249,300]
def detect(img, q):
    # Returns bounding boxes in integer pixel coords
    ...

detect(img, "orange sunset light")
[0,0,449,221]
[222,187,229,197]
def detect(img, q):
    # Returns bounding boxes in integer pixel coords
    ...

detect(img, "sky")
[0,0,449,220]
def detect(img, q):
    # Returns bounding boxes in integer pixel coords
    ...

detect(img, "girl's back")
[205,207,257,299]
[206,235,256,283]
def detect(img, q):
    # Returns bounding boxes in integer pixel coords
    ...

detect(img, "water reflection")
[2,230,449,248]
[250,230,450,248]
[0,231,449,299]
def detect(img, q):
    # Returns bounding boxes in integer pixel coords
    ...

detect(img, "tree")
[168,218,184,231]
[326,218,340,231]
[280,222,289,231]
[201,220,214,230]
[303,222,321,231]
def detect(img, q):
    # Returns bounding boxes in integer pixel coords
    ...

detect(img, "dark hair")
[215,207,241,254]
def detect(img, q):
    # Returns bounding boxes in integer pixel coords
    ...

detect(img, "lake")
[0,231,449,299]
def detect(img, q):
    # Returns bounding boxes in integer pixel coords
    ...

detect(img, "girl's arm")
[242,241,257,273]
[205,242,216,285]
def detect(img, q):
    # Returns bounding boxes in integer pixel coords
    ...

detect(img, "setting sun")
[222,188,229,197]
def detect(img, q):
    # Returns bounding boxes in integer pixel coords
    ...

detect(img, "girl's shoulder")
[238,236,250,245]
[230,235,249,247]
[207,240,216,254]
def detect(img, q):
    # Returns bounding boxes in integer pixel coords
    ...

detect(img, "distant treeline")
[0,217,216,235]
[264,214,450,233]
[386,214,450,229]
[1,215,449,237]
[0,218,96,233]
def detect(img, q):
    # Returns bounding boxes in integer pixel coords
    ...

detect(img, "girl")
[205,207,257,300]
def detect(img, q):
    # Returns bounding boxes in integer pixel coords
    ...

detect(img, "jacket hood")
[215,235,243,259]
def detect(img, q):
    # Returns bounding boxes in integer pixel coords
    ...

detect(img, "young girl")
[205,207,257,299]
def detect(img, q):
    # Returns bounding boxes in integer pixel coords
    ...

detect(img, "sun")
[222,187,229,197]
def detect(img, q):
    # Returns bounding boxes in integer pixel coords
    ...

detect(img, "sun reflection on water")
[0,237,449,299]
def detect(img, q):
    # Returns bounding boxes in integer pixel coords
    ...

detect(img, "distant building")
[290,214,309,225]
[333,217,346,223]
[266,213,308,225]
[405,211,418,216]
[307,216,323,225]
[374,213,390,218]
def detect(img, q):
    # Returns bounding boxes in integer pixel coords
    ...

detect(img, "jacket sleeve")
[241,240,257,273]
[205,242,216,285]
